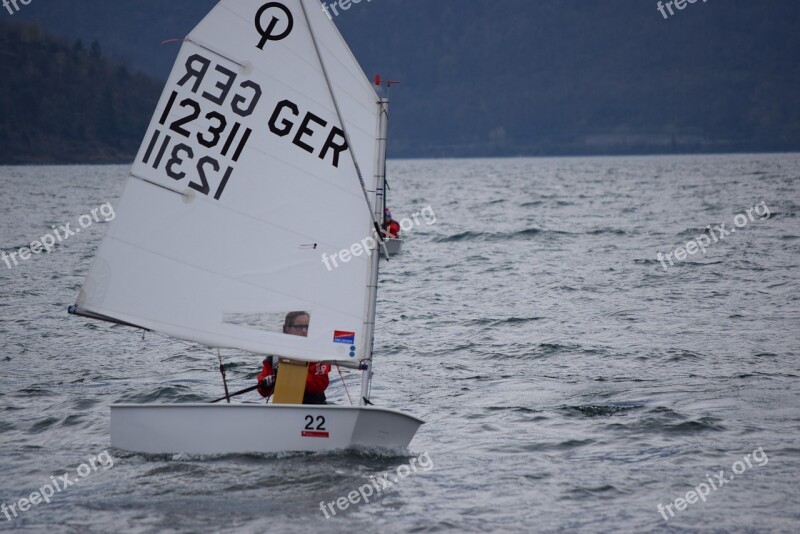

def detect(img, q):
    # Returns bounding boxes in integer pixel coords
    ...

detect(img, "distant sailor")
[383,209,400,238]
[256,311,330,404]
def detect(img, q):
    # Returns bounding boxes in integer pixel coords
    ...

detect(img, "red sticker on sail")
[333,330,355,344]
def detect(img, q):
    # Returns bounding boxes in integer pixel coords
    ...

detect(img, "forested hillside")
[4,0,800,160]
[0,21,161,163]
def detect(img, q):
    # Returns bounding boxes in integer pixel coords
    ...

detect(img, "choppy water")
[1,155,799,533]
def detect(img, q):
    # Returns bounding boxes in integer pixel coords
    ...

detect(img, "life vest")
[257,358,330,399]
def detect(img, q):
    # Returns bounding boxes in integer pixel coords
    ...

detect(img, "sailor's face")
[286,315,310,337]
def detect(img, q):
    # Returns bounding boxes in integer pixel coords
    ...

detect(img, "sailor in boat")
[255,311,331,405]
[383,209,401,238]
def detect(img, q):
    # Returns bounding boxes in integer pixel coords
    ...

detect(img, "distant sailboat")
[69,0,422,454]
[382,207,403,257]
[377,74,404,257]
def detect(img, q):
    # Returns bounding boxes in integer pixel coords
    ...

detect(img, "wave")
[435,226,631,243]
[479,342,589,360]
[563,403,645,417]
[434,228,575,243]
[115,384,207,404]
[622,407,727,434]
[466,316,544,327]
[586,228,627,236]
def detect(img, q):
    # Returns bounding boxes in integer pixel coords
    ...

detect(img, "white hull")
[384,238,403,256]
[111,404,423,454]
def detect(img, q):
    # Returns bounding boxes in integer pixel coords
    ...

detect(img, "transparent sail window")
[222,310,311,337]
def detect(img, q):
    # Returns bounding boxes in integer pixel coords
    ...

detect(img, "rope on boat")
[336,363,353,405]
[217,349,231,403]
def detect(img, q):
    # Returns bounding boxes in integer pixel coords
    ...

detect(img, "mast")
[360,97,389,406]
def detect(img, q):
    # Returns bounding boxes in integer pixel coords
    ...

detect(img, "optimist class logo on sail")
[254,2,294,49]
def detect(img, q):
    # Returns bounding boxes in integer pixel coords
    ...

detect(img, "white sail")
[73,0,382,364]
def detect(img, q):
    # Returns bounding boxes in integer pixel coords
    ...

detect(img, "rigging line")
[335,363,353,406]
[297,0,382,231]
[217,349,231,404]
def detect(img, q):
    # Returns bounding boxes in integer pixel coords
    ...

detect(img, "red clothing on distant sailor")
[384,220,400,238]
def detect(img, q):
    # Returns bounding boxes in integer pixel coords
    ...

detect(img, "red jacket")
[257,358,330,398]
[384,220,400,238]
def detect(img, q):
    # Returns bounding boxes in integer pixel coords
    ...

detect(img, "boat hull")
[384,238,403,256]
[110,404,423,454]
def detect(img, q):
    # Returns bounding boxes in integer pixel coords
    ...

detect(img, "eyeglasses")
[288,324,309,331]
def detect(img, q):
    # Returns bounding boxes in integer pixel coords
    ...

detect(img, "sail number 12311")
[140,90,254,201]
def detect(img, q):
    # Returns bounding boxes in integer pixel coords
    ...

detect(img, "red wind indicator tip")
[375,74,381,86]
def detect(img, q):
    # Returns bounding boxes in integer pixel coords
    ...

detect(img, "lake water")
[1,154,799,533]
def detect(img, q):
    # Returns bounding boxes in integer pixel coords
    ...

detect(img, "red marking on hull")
[301,430,330,438]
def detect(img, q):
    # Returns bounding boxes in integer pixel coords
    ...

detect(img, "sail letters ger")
[73,0,381,363]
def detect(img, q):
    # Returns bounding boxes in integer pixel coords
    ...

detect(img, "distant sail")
[73,0,381,363]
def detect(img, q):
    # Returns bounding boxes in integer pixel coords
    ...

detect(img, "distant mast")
[373,74,400,224]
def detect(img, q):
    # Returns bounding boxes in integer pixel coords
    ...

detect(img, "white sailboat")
[69,0,423,454]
